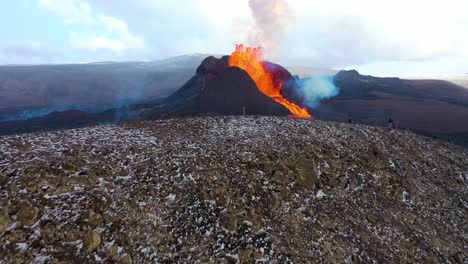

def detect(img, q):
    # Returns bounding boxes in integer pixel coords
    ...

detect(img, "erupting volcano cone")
[228,44,311,118]
[143,49,309,119]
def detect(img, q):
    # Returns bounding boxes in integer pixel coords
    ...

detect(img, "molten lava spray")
[229,44,311,118]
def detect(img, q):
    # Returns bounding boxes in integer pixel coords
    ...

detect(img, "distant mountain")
[0,56,338,122]
[0,54,208,120]
[314,70,468,147]
[1,57,468,148]
[404,75,468,89]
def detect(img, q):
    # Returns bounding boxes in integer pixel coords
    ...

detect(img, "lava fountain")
[228,44,311,118]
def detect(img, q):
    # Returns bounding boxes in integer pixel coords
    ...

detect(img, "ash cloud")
[248,0,292,58]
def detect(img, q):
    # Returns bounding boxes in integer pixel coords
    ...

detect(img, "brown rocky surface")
[0,116,467,263]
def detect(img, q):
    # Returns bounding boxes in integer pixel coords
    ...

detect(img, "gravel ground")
[0,116,467,263]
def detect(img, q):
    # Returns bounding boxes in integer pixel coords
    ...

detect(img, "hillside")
[404,75,468,89]
[0,54,207,121]
[141,56,302,118]
[316,70,468,147]
[1,61,468,150]
[0,117,466,263]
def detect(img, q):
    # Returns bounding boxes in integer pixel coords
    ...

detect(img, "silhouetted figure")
[348,119,352,124]
[388,118,393,129]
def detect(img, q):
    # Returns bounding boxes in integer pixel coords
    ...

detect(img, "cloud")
[99,16,143,49]
[70,16,143,53]
[23,0,468,73]
[38,0,144,54]
[1,41,60,64]
[88,0,251,58]
[38,0,94,24]
[86,0,468,68]
[285,0,468,68]
[70,33,126,53]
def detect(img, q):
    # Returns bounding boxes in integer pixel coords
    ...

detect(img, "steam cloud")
[298,76,340,109]
[248,0,292,58]
[248,0,340,108]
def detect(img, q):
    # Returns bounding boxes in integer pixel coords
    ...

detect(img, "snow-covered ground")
[0,116,467,263]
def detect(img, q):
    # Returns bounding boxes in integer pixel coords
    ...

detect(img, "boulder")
[17,201,39,226]
[83,230,101,253]
[0,210,11,233]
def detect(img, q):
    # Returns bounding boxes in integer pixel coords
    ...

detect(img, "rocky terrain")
[0,116,467,263]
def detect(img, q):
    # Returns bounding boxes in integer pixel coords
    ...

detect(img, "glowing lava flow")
[228,44,311,118]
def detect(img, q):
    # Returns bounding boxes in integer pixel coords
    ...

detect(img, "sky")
[0,0,467,76]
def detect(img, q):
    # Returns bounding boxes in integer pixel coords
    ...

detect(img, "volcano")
[142,46,309,119]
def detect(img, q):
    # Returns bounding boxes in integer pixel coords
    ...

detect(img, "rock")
[10,254,26,264]
[16,201,39,225]
[64,229,80,242]
[6,229,28,243]
[90,194,110,213]
[118,253,132,264]
[259,160,276,175]
[0,174,7,185]
[250,209,262,232]
[295,159,319,188]
[47,185,74,196]
[107,244,118,258]
[83,230,101,253]
[42,225,56,244]
[263,192,281,216]
[451,252,465,264]
[220,212,238,232]
[320,216,335,231]
[224,253,239,264]
[238,247,254,264]
[215,190,231,207]
[0,210,12,233]
[425,254,440,264]
[81,210,104,227]
[323,242,332,254]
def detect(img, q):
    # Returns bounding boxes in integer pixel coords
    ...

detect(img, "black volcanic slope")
[0,55,205,119]
[142,56,303,118]
[0,110,117,135]
[0,56,304,135]
[197,67,289,115]
[313,70,468,147]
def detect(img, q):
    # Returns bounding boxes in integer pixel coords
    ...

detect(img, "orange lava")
[228,44,311,118]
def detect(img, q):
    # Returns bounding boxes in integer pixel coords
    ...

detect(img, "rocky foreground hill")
[0,117,467,263]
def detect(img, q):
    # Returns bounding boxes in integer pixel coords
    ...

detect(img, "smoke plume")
[248,0,292,58]
[298,76,340,109]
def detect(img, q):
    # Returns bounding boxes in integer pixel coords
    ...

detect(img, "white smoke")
[298,76,340,108]
[248,0,293,58]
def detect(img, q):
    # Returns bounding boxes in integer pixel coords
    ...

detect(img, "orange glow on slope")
[228,44,311,118]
